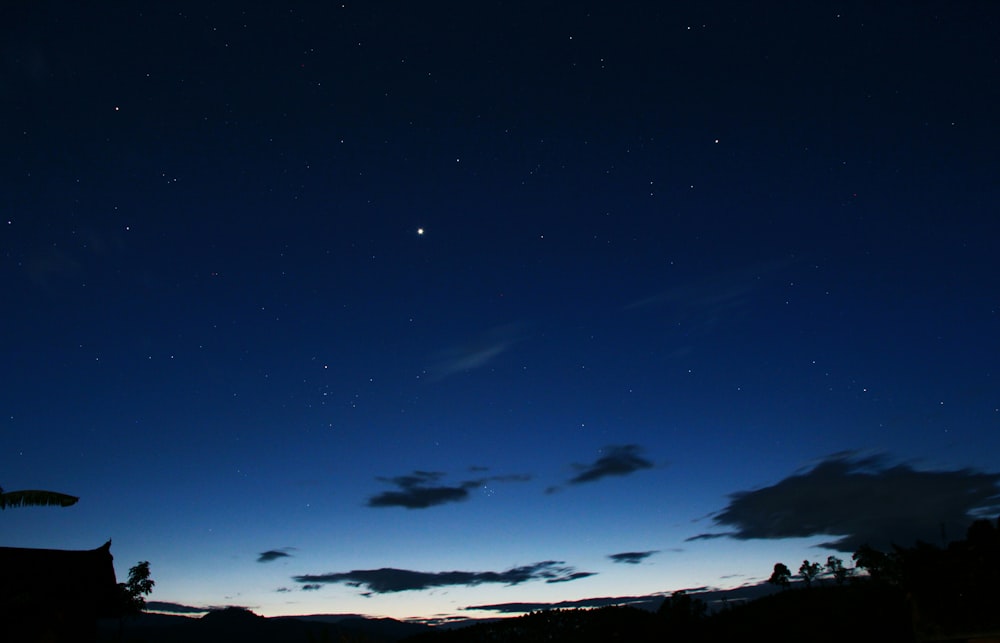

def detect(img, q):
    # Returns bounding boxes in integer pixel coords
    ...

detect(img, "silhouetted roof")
[0,541,119,618]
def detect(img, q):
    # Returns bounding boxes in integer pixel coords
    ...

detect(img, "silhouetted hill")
[401,584,914,643]
[404,605,660,643]
[99,608,430,642]
[284,614,431,640]
[704,583,913,643]
[339,616,432,639]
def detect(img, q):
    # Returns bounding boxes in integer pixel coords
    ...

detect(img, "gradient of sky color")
[3,1,999,622]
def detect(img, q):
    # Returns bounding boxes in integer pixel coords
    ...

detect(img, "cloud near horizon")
[367,470,531,509]
[146,601,208,614]
[293,561,594,594]
[465,593,665,614]
[464,583,786,615]
[608,550,659,564]
[687,451,1000,552]
[147,601,255,614]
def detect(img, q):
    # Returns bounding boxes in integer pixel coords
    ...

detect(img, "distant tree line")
[767,554,851,589]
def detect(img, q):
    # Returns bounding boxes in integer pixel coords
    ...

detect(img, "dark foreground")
[98,516,1000,642]
[406,582,917,643]
[99,582,999,643]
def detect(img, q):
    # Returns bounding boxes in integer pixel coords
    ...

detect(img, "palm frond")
[0,489,79,510]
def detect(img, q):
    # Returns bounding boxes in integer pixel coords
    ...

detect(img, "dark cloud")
[367,470,531,509]
[293,561,593,594]
[257,548,294,563]
[569,445,653,485]
[548,571,597,583]
[685,532,727,542]
[204,604,255,613]
[301,584,323,591]
[687,452,1000,552]
[367,471,475,509]
[608,551,659,564]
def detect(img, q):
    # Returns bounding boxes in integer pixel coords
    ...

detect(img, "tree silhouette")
[899,517,1000,636]
[768,562,792,588]
[964,516,1000,551]
[117,561,155,616]
[852,544,901,584]
[846,517,1000,637]
[798,560,821,588]
[825,555,850,585]
[113,561,155,642]
[658,589,707,630]
[0,485,78,509]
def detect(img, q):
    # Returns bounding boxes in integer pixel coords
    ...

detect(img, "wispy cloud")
[257,547,295,563]
[687,451,1000,552]
[367,470,531,509]
[625,260,791,323]
[685,532,727,542]
[427,323,524,380]
[608,550,659,565]
[293,561,594,594]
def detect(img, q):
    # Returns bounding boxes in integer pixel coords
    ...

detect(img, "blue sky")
[3,1,999,621]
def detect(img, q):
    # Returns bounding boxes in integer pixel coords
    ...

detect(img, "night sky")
[3,1,999,623]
